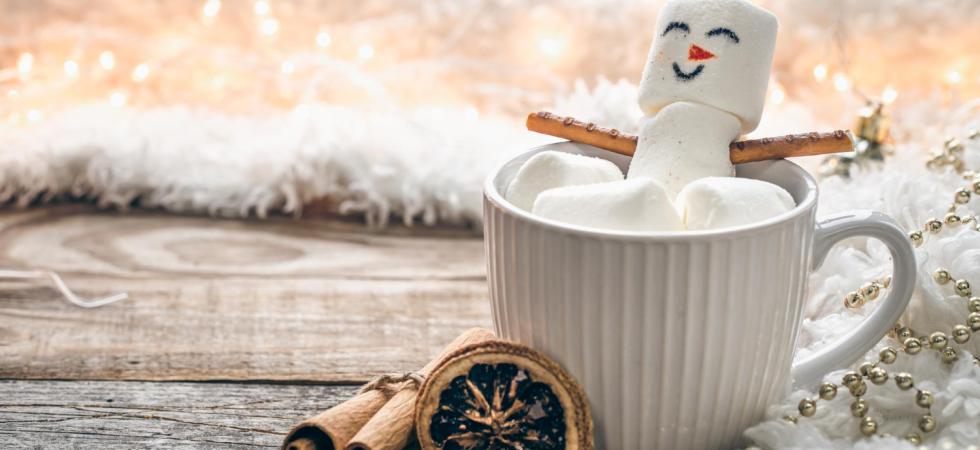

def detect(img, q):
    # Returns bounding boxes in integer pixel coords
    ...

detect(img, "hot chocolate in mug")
[483,142,916,449]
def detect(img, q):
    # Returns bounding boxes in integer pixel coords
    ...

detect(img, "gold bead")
[879,347,898,364]
[897,327,913,340]
[783,415,798,424]
[869,367,888,385]
[926,218,943,233]
[842,371,862,388]
[906,433,922,444]
[909,231,924,247]
[969,297,980,313]
[903,337,922,354]
[916,390,933,408]
[798,398,817,417]
[848,380,868,397]
[952,324,971,344]
[929,331,948,349]
[970,130,980,140]
[955,279,972,296]
[860,416,877,436]
[941,346,958,364]
[933,269,951,284]
[945,213,962,226]
[973,180,980,195]
[895,372,914,390]
[850,398,868,417]
[818,383,838,401]
[859,362,875,377]
[919,414,936,433]
[969,312,980,331]
[861,283,880,300]
[955,188,972,204]
[844,292,866,309]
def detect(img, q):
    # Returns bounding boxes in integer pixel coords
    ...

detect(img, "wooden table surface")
[0,205,490,448]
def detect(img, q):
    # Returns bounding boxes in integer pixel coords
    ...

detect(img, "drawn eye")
[662,22,690,37]
[706,27,740,44]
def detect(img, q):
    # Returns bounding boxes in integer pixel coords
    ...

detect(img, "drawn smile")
[672,62,704,81]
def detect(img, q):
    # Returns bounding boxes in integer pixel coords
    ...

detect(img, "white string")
[0,268,128,308]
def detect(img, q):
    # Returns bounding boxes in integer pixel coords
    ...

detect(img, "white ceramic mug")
[483,142,916,449]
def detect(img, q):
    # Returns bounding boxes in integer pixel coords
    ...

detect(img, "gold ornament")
[844,292,866,309]
[897,327,913,341]
[895,373,914,390]
[926,219,943,234]
[820,101,890,178]
[842,371,862,388]
[919,414,936,433]
[903,337,922,354]
[955,279,972,296]
[929,332,948,349]
[798,398,817,417]
[952,325,971,344]
[819,383,838,401]
[860,416,878,436]
[955,188,972,204]
[945,213,962,226]
[869,367,888,385]
[968,312,980,331]
[859,362,875,377]
[850,399,868,417]
[969,297,980,313]
[940,346,958,364]
[905,433,922,445]
[909,231,924,247]
[848,380,868,397]
[915,390,933,408]
[861,283,880,300]
[879,347,897,364]
[933,268,951,284]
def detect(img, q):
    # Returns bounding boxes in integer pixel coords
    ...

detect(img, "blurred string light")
[357,44,375,61]
[316,29,332,48]
[0,0,976,128]
[99,51,116,71]
[813,64,828,83]
[64,60,80,79]
[202,0,221,19]
[17,53,33,76]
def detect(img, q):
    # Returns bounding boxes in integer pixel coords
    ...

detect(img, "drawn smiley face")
[660,21,741,82]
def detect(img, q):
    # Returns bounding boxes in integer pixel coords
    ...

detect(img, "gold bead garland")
[784,130,980,443]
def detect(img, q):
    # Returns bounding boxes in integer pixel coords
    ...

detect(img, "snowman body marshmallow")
[630,0,779,199]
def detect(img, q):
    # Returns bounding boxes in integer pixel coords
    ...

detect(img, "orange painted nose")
[688,44,715,61]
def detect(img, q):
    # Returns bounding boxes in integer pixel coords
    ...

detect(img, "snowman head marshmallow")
[637,0,778,133]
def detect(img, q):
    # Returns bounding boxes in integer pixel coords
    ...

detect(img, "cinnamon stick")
[281,388,391,450]
[525,111,854,164]
[345,328,496,450]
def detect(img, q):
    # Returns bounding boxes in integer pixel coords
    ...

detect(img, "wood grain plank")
[0,379,358,449]
[0,205,491,382]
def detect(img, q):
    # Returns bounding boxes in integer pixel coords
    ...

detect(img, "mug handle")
[791,211,917,388]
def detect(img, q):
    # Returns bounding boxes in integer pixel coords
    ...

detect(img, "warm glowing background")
[2,0,977,126]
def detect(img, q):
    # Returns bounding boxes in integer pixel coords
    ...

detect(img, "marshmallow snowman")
[505,0,795,233]
[630,0,779,198]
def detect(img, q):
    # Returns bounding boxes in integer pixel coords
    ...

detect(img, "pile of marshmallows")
[507,0,797,233]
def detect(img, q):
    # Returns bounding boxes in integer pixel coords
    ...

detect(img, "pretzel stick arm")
[525,111,854,164]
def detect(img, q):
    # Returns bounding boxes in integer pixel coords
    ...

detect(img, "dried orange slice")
[415,340,592,450]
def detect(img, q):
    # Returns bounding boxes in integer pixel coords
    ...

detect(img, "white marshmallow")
[505,150,623,212]
[676,177,795,230]
[637,0,778,133]
[628,102,741,198]
[532,178,683,232]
